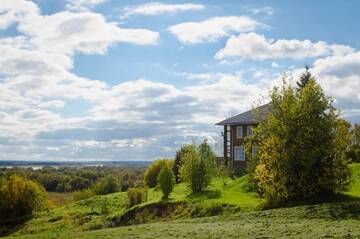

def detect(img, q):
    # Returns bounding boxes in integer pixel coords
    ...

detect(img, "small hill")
[4,164,360,239]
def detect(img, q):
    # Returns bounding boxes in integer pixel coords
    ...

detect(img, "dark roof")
[216,103,271,126]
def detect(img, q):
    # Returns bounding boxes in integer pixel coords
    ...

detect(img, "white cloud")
[248,6,275,16]
[121,2,205,19]
[66,0,107,12]
[312,52,360,102]
[215,33,354,60]
[0,0,39,29]
[181,72,228,83]
[18,11,159,56]
[169,16,261,44]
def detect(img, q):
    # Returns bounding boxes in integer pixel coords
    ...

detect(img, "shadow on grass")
[0,215,32,237]
[186,190,222,200]
[263,193,360,220]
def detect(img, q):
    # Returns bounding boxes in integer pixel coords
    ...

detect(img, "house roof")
[216,103,271,126]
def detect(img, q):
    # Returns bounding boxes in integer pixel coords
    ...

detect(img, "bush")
[127,188,147,207]
[144,159,173,188]
[180,142,217,193]
[93,176,120,195]
[0,175,45,224]
[157,166,175,199]
[252,77,351,204]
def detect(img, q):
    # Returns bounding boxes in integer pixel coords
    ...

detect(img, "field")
[3,164,360,239]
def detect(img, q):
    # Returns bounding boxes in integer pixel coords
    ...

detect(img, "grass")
[348,163,360,197]
[46,192,75,209]
[3,163,360,238]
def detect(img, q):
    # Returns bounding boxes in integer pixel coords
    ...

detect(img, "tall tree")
[297,65,313,90]
[253,76,351,203]
[180,142,217,193]
[157,165,175,200]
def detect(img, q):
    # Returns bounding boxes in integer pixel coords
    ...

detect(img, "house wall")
[229,124,257,170]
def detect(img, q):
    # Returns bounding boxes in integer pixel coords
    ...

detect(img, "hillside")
[4,163,360,239]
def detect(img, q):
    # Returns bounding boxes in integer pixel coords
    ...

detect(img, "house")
[215,104,271,170]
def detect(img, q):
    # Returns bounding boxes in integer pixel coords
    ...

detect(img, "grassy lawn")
[3,163,360,239]
[348,163,360,197]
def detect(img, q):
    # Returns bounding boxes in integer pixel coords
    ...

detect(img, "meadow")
[3,163,360,239]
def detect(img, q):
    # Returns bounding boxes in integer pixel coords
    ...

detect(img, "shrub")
[144,159,173,188]
[127,188,147,207]
[93,175,120,195]
[180,142,217,193]
[0,175,45,224]
[157,166,175,199]
[252,76,351,204]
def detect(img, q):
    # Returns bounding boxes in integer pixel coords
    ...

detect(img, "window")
[234,145,246,161]
[236,126,243,138]
[247,126,253,137]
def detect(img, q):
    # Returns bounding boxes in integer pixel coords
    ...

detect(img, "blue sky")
[0,0,360,161]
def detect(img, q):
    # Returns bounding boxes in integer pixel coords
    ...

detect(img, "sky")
[0,0,360,161]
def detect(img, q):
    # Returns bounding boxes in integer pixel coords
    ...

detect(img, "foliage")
[180,142,217,193]
[252,76,351,203]
[0,175,45,224]
[172,145,195,183]
[0,166,145,193]
[93,175,120,195]
[144,159,173,188]
[157,165,175,199]
[127,188,147,207]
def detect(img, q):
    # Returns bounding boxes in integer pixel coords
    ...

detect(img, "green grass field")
[4,163,360,239]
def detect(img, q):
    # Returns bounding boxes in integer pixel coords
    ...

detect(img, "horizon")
[1,0,360,161]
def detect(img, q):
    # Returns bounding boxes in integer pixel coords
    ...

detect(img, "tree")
[297,65,313,90]
[0,175,45,224]
[180,142,217,193]
[173,145,195,183]
[93,175,120,195]
[253,76,351,203]
[144,159,173,188]
[157,165,175,199]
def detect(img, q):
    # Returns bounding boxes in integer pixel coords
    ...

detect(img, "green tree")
[0,175,45,224]
[93,175,120,195]
[253,76,351,203]
[180,142,217,193]
[157,165,175,199]
[144,159,173,188]
[172,145,197,183]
